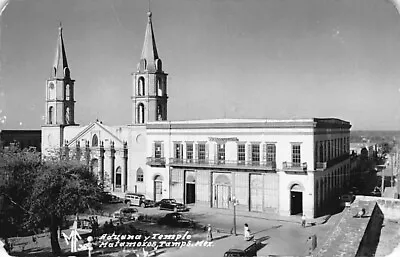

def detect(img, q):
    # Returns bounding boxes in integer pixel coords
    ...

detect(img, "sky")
[1,0,400,130]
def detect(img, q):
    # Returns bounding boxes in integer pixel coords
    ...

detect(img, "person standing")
[207,224,213,242]
[302,214,307,228]
[244,223,253,241]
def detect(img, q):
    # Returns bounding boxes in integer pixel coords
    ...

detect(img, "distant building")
[0,130,41,151]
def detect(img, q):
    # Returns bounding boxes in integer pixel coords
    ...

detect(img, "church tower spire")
[45,23,76,126]
[132,11,168,125]
[52,23,69,78]
[139,11,159,70]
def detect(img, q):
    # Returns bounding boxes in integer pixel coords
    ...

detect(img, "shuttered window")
[266,144,276,165]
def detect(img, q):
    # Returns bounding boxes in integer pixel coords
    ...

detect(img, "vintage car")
[113,207,142,221]
[155,199,188,212]
[223,240,260,257]
[157,213,195,228]
[101,192,123,204]
[124,193,156,208]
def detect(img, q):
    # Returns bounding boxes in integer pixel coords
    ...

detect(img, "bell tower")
[42,24,76,153]
[132,11,168,125]
[45,24,76,126]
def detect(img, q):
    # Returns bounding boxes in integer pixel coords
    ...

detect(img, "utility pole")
[391,153,394,188]
[381,165,385,196]
[232,196,239,236]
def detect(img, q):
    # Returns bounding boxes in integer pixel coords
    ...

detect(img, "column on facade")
[85,140,90,166]
[194,142,198,163]
[261,142,267,166]
[110,141,115,191]
[75,141,81,161]
[63,140,69,160]
[122,142,128,192]
[183,142,187,161]
[340,138,343,155]
[99,141,105,184]
[333,139,336,158]
[245,142,251,165]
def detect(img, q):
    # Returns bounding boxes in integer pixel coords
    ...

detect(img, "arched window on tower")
[156,78,162,96]
[138,77,145,96]
[66,84,70,100]
[157,104,162,121]
[48,106,54,124]
[92,134,99,147]
[137,103,145,124]
[65,106,70,124]
[137,168,144,182]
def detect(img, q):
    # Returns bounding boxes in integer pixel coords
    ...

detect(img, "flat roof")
[147,118,351,130]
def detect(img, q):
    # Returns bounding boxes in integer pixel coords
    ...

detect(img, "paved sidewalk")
[187,205,332,229]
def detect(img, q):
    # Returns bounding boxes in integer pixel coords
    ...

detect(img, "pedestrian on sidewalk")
[244,224,253,241]
[207,224,213,242]
[301,214,307,228]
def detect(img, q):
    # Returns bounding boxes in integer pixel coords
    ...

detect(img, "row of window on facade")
[90,159,144,186]
[136,77,165,97]
[153,138,350,166]
[48,82,73,101]
[48,106,71,124]
[316,137,350,163]
[153,142,282,165]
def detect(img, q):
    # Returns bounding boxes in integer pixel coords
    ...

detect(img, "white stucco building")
[41,11,352,218]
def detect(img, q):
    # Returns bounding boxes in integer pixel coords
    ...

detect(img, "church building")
[41,11,352,218]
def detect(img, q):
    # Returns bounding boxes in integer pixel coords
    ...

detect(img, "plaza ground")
[7,203,343,257]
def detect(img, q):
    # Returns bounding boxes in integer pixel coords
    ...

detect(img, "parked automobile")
[158,213,195,228]
[224,240,259,257]
[101,192,123,204]
[124,192,155,208]
[113,207,142,221]
[155,199,188,212]
[77,218,92,229]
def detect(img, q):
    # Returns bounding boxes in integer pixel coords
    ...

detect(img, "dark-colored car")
[101,192,123,204]
[224,241,259,257]
[155,199,188,212]
[113,207,142,221]
[158,213,195,228]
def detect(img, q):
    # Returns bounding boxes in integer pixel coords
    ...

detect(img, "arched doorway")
[290,183,303,215]
[115,167,122,189]
[154,175,163,201]
[185,175,196,204]
[213,174,231,209]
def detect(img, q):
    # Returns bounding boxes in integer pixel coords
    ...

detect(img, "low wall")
[356,203,384,257]
[312,197,383,257]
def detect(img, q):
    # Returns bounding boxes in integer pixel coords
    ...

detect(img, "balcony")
[282,162,307,174]
[168,158,276,171]
[315,153,350,171]
[146,157,166,167]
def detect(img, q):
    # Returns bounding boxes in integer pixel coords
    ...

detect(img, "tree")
[0,148,103,256]
[28,159,103,255]
[0,148,42,238]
